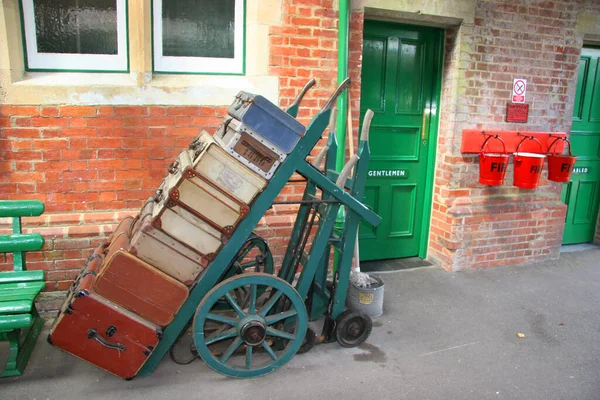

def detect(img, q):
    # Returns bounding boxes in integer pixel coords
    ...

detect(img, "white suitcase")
[158,150,249,236]
[214,117,285,180]
[189,131,267,205]
[152,190,225,261]
[128,199,207,286]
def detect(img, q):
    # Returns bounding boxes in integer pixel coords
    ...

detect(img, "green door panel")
[563,47,600,244]
[359,21,442,261]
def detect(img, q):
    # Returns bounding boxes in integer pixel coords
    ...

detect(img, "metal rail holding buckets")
[513,135,546,189]
[479,133,510,186]
[547,135,577,182]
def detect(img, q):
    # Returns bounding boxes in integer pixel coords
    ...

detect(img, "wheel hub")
[240,319,267,346]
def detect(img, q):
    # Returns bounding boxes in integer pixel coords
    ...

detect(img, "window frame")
[151,0,245,75]
[20,0,129,73]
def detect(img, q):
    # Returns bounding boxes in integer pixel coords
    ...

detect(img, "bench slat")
[0,300,33,315]
[0,234,44,253]
[0,200,44,218]
[0,313,33,332]
[0,270,45,284]
[0,282,45,302]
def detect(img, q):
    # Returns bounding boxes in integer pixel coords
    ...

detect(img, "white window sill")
[6,72,279,106]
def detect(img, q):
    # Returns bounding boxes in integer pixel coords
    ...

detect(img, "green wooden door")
[562,47,600,244]
[358,21,442,261]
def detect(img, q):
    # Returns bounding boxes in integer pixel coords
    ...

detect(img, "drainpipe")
[334,0,350,271]
[335,0,350,172]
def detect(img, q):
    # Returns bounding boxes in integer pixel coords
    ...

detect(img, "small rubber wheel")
[297,327,316,354]
[334,310,373,348]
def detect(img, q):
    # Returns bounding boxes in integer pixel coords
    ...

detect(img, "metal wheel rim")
[193,272,308,378]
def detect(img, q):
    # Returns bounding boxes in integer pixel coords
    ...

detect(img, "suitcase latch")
[105,325,117,337]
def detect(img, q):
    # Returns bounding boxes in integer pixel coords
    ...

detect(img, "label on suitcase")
[129,200,207,286]
[189,131,266,205]
[94,249,189,327]
[227,91,306,153]
[48,273,161,380]
[215,117,285,179]
[152,194,225,260]
[159,150,250,235]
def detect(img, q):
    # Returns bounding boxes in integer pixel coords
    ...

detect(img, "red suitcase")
[48,262,161,380]
[94,248,189,327]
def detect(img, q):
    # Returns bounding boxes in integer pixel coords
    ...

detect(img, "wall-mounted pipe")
[335,0,350,172]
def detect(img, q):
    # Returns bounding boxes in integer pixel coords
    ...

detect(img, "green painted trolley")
[138,78,381,378]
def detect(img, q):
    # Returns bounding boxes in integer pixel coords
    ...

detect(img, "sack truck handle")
[336,154,360,188]
[322,77,352,112]
[360,109,374,144]
[289,78,316,110]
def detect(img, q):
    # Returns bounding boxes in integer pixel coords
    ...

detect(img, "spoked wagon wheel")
[215,236,275,310]
[193,272,308,378]
[222,235,274,278]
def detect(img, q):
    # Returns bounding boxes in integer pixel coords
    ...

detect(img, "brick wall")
[0,0,362,310]
[428,0,593,270]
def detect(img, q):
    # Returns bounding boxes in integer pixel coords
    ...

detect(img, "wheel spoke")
[220,337,244,364]
[249,284,257,315]
[265,309,298,325]
[259,290,284,317]
[206,313,237,326]
[245,345,253,370]
[266,327,296,341]
[205,328,237,346]
[225,292,246,318]
[262,341,278,361]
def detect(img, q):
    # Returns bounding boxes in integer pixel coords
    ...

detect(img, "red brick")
[86,118,123,128]
[166,106,200,116]
[114,106,149,116]
[1,106,39,116]
[60,106,96,117]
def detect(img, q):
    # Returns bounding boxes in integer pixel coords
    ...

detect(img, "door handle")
[421,108,429,141]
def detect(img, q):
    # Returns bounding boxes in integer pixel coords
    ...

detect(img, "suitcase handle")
[167,160,180,175]
[87,328,126,352]
[153,188,164,203]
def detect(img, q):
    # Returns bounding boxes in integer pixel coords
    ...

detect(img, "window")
[21,0,128,72]
[152,0,245,74]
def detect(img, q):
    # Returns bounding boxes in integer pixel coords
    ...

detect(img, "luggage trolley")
[135,78,381,379]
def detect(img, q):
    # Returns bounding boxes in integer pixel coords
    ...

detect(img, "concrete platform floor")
[2,247,600,400]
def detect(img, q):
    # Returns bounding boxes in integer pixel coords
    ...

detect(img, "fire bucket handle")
[516,135,543,155]
[547,136,573,156]
[480,134,507,155]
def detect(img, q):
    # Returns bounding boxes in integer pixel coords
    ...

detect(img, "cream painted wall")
[0,0,281,105]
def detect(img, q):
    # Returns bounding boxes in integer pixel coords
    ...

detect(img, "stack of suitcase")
[48,91,308,380]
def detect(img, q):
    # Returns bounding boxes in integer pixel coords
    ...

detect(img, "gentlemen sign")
[368,169,408,178]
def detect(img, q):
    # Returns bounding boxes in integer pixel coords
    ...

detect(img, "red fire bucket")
[479,135,510,186]
[547,137,577,182]
[513,136,546,189]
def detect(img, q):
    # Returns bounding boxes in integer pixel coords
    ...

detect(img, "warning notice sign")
[512,78,527,103]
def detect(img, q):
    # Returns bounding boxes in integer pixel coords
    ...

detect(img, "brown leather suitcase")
[107,216,134,241]
[48,261,161,380]
[157,149,249,236]
[129,199,207,286]
[94,248,189,327]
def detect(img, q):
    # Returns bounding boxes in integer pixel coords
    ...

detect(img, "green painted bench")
[0,200,45,377]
